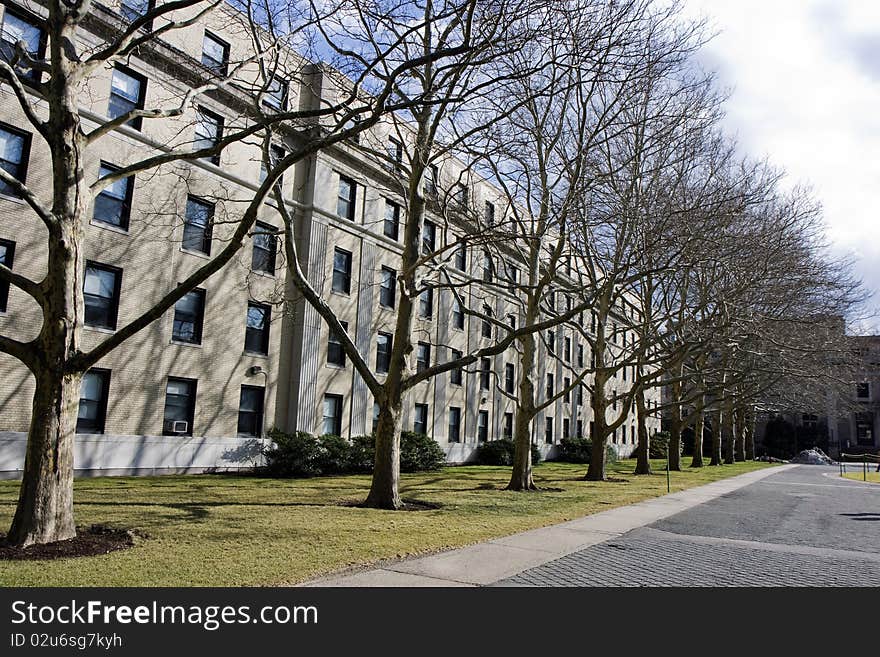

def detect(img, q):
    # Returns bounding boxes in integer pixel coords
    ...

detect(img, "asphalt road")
[497,465,880,586]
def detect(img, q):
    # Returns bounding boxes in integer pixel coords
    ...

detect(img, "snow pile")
[789,448,834,465]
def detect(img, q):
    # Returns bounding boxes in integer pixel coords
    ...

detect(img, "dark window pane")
[183,196,213,254]
[84,263,121,330]
[322,394,342,436]
[331,248,352,294]
[379,267,395,308]
[237,385,265,437]
[0,239,14,312]
[93,163,132,229]
[202,32,229,75]
[0,10,45,81]
[327,321,348,366]
[384,200,399,240]
[172,289,205,344]
[0,125,28,196]
[337,175,355,220]
[194,108,223,163]
[163,377,196,436]
[109,67,145,129]
[245,303,270,354]
[252,221,277,274]
[376,332,392,374]
[76,369,111,434]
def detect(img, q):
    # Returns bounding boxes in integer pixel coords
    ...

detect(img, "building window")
[331,247,352,294]
[419,287,434,319]
[484,200,495,226]
[93,163,133,230]
[482,251,493,283]
[0,8,46,82]
[120,0,154,23]
[376,332,392,374]
[423,164,438,197]
[244,302,271,354]
[387,136,403,172]
[337,175,356,220]
[507,314,516,330]
[578,344,584,368]
[545,417,553,444]
[322,394,343,436]
[577,384,584,405]
[416,342,430,374]
[108,65,146,130]
[76,369,111,434]
[452,298,465,330]
[506,263,519,292]
[564,337,571,362]
[202,31,229,75]
[194,107,223,164]
[505,363,515,394]
[622,425,627,444]
[563,377,571,403]
[563,418,570,440]
[259,143,286,186]
[379,266,396,308]
[372,402,380,433]
[612,390,617,410]
[456,182,468,209]
[263,75,288,110]
[163,377,196,436]
[478,410,488,443]
[481,304,492,339]
[384,200,400,241]
[455,241,467,271]
[448,407,461,443]
[182,196,214,255]
[422,220,436,255]
[237,385,265,437]
[327,320,348,367]
[450,349,463,385]
[622,364,627,381]
[171,288,205,344]
[251,221,278,275]
[83,262,122,330]
[548,331,555,356]
[546,373,554,399]
[856,382,870,399]
[480,357,491,391]
[0,123,30,197]
[414,403,429,435]
[503,413,513,440]
[0,239,14,312]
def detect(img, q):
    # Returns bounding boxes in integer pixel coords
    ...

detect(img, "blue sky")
[683,0,880,330]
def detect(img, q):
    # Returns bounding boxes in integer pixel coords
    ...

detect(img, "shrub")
[557,437,618,465]
[263,430,323,477]
[348,435,375,473]
[649,431,681,459]
[400,431,446,472]
[475,439,543,466]
[317,434,353,473]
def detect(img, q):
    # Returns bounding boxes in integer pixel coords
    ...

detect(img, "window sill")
[170,340,203,349]
[90,219,130,235]
[326,363,347,370]
[180,247,212,260]
[329,290,351,298]
[84,325,116,335]
[250,268,276,280]
[244,351,269,359]
[0,192,27,205]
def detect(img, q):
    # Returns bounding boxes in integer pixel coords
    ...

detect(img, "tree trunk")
[722,402,735,465]
[709,408,723,466]
[585,364,609,481]
[507,332,537,491]
[690,411,704,468]
[633,385,651,475]
[744,406,756,460]
[586,433,608,480]
[7,372,81,547]
[364,398,404,509]
[734,405,746,461]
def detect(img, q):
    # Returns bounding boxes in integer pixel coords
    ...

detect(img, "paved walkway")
[301,464,802,587]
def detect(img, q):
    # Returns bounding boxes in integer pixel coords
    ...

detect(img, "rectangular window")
[376,332,392,374]
[327,320,348,367]
[481,304,492,339]
[480,357,491,391]
[245,302,271,354]
[419,287,433,319]
[578,344,584,368]
[331,247,352,294]
[484,200,495,225]
[456,183,468,209]
[503,413,513,440]
[379,266,396,308]
[84,262,122,330]
[322,394,343,436]
[108,65,146,129]
[545,417,553,444]
[612,390,617,411]
[383,200,400,241]
[263,75,288,110]
[416,342,430,374]
[337,175,356,220]
[563,418,570,440]
[372,402,380,433]
[120,0,154,23]
[452,298,465,330]
[182,196,214,255]
[477,410,488,443]
[0,123,30,196]
[546,373,554,399]
[506,264,519,292]
[387,136,403,172]
[448,407,461,443]
[577,419,583,438]
[482,251,493,283]
[423,164,438,196]
[548,331,555,356]
[450,349,463,385]
[76,369,111,434]
[163,377,196,436]
[0,239,14,312]
[623,364,627,381]
[194,107,223,164]
[422,220,436,255]
[172,288,205,344]
[507,314,516,330]
[93,163,133,230]
[259,143,286,186]
[577,384,584,405]
[251,221,277,275]
[237,385,265,437]
[564,337,571,362]
[856,382,870,399]
[563,377,571,403]
[0,9,46,82]
[201,31,229,75]
[414,403,429,435]
[495,363,512,398]
[455,241,467,271]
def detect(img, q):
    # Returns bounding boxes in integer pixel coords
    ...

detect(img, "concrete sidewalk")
[300,464,797,587]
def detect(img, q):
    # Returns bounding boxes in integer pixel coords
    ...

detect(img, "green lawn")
[0,459,775,586]
[841,471,880,483]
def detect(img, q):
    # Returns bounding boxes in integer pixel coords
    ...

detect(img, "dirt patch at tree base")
[0,524,140,561]
[338,499,443,511]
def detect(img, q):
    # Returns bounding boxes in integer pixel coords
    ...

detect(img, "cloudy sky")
[682,0,880,330]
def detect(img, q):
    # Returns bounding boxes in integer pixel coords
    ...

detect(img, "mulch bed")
[0,524,139,561]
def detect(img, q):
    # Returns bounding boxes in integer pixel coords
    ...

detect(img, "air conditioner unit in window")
[168,420,188,434]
